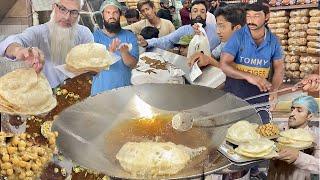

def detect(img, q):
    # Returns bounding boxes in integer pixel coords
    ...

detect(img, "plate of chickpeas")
[0,131,57,180]
[255,123,280,139]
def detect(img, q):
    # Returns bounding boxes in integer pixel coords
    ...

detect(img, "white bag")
[187,23,211,58]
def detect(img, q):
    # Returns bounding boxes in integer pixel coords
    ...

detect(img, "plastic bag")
[187,23,211,58]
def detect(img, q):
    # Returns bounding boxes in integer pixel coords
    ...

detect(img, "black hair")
[140,26,159,39]
[125,8,140,19]
[214,4,246,27]
[137,0,155,11]
[169,5,175,10]
[190,0,207,11]
[245,2,270,15]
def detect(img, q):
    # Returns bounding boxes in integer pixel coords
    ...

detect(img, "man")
[124,8,140,25]
[220,2,284,123]
[91,0,139,95]
[180,0,191,25]
[269,95,319,179]
[138,0,220,53]
[0,0,93,88]
[140,26,160,40]
[124,0,175,37]
[188,5,245,68]
[176,35,193,57]
[209,0,227,14]
[157,0,172,21]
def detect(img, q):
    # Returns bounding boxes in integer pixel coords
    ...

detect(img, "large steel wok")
[52,84,262,179]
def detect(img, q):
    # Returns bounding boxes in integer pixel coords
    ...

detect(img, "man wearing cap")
[175,35,193,57]
[138,0,219,52]
[157,0,172,21]
[269,95,319,179]
[90,0,139,95]
[0,0,93,88]
[124,0,175,37]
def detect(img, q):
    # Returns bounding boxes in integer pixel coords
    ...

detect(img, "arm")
[188,52,219,67]
[220,52,271,92]
[270,59,284,91]
[109,35,138,69]
[146,26,193,50]
[121,34,139,68]
[0,26,44,72]
[293,151,320,173]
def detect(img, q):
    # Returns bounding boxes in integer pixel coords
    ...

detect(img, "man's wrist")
[142,42,148,48]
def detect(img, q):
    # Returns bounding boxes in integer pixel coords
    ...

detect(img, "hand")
[15,47,44,73]
[187,52,210,67]
[246,74,272,92]
[298,74,320,92]
[276,147,299,164]
[137,35,148,47]
[119,44,129,54]
[192,24,202,35]
[269,92,278,111]
[108,38,121,53]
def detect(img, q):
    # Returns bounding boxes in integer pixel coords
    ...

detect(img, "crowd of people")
[0,0,319,179]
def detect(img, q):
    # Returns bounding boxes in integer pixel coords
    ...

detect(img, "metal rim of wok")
[52,84,262,179]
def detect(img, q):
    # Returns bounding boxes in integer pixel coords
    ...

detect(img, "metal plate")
[53,84,263,179]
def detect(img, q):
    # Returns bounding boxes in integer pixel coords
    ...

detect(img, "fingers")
[256,79,271,92]
[109,39,121,52]
[137,35,147,47]
[188,53,201,67]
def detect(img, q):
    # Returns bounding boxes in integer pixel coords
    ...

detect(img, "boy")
[188,4,245,68]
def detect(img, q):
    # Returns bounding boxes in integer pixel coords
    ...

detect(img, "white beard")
[48,12,78,65]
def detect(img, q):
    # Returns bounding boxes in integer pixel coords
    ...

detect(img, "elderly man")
[138,0,220,52]
[91,0,139,95]
[0,0,93,88]
[269,95,319,180]
[124,0,175,37]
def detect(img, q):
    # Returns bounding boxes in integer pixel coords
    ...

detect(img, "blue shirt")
[91,29,139,96]
[222,25,283,79]
[0,23,93,88]
[147,24,220,52]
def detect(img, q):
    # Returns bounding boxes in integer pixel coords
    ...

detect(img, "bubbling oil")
[104,114,212,164]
